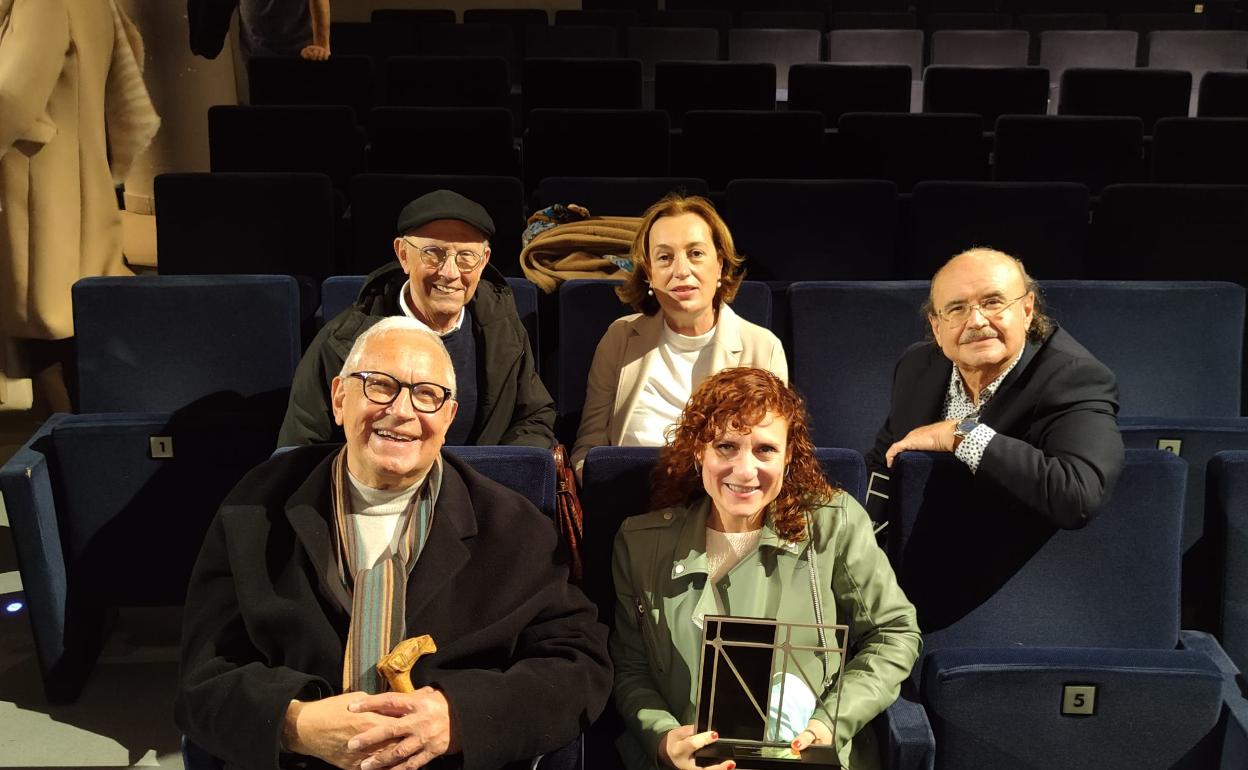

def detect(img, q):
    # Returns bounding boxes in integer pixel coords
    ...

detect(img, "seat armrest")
[873,682,934,770]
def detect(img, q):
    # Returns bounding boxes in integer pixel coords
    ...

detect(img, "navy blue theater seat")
[1120,417,1248,633]
[0,412,281,702]
[923,646,1247,770]
[726,179,900,281]
[1041,280,1245,419]
[73,275,301,419]
[889,449,1185,653]
[788,281,930,453]
[1208,451,1248,674]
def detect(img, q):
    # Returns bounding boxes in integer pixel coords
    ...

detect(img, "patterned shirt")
[942,351,1024,473]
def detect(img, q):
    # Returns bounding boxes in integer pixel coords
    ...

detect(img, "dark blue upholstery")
[788,281,930,451]
[318,276,540,369]
[726,180,900,280]
[908,181,1089,279]
[992,115,1145,194]
[578,445,928,770]
[835,113,988,193]
[922,66,1049,124]
[445,445,557,521]
[415,24,520,86]
[1152,117,1248,185]
[1120,417,1248,555]
[247,54,374,116]
[522,58,641,113]
[523,109,671,195]
[555,279,772,446]
[366,107,519,179]
[346,173,526,276]
[382,56,510,108]
[1120,418,1248,633]
[154,172,336,282]
[787,63,912,125]
[1208,451,1248,673]
[922,646,1237,770]
[208,105,365,191]
[1199,71,1248,118]
[533,177,710,216]
[654,61,776,126]
[524,26,622,61]
[1087,184,1248,283]
[73,275,301,416]
[890,449,1184,652]
[0,413,279,701]
[1057,67,1191,134]
[677,110,825,191]
[319,275,365,323]
[1041,280,1244,418]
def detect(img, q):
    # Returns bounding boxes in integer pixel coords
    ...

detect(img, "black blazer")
[175,446,611,770]
[865,325,1125,530]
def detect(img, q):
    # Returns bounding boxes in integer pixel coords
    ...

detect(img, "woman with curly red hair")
[610,368,920,770]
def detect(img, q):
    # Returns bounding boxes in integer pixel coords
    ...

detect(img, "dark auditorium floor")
[0,392,183,768]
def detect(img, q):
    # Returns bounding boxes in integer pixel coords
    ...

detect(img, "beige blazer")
[571,304,788,473]
[0,0,155,343]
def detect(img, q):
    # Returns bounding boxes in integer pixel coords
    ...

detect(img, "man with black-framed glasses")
[865,247,1124,532]
[279,189,556,449]
[178,318,610,770]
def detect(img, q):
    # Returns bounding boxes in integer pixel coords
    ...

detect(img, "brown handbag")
[552,444,584,581]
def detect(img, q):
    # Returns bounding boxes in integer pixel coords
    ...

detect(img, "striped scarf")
[330,448,438,694]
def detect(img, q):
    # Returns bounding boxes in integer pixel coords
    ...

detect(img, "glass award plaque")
[693,616,849,769]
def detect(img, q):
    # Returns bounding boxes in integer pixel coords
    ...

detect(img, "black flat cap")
[395,190,495,238]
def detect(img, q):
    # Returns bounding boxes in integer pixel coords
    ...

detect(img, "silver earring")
[717,279,722,288]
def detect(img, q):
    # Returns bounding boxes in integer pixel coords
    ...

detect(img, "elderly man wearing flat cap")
[280,190,556,448]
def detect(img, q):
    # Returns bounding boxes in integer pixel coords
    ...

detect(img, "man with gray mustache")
[864,247,1124,531]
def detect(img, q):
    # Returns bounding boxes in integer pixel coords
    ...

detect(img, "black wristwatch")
[953,416,979,448]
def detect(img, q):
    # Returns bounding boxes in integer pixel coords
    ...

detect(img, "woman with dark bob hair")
[570,194,786,479]
[611,368,920,770]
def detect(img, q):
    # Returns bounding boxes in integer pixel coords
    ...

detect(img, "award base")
[694,740,841,769]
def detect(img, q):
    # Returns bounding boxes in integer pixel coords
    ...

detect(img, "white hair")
[339,317,458,394]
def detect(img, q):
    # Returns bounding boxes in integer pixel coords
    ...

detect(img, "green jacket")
[610,492,921,770]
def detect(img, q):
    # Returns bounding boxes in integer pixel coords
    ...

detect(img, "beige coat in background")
[0,0,156,345]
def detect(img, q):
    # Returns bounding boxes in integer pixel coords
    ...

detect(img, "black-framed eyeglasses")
[934,292,1030,325]
[401,237,486,272]
[348,371,454,413]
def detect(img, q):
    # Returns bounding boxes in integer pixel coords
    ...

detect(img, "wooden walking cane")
[376,635,438,693]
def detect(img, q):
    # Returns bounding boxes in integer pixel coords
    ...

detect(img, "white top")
[345,468,427,568]
[399,280,466,335]
[618,321,716,448]
[705,525,764,584]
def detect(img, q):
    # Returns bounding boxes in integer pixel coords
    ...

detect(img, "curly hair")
[650,368,836,542]
[920,247,1053,342]
[616,193,746,315]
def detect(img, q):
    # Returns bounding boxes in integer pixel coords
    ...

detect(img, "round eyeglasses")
[402,238,486,272]
[349,371,453,413]
[934,292,1030,325]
